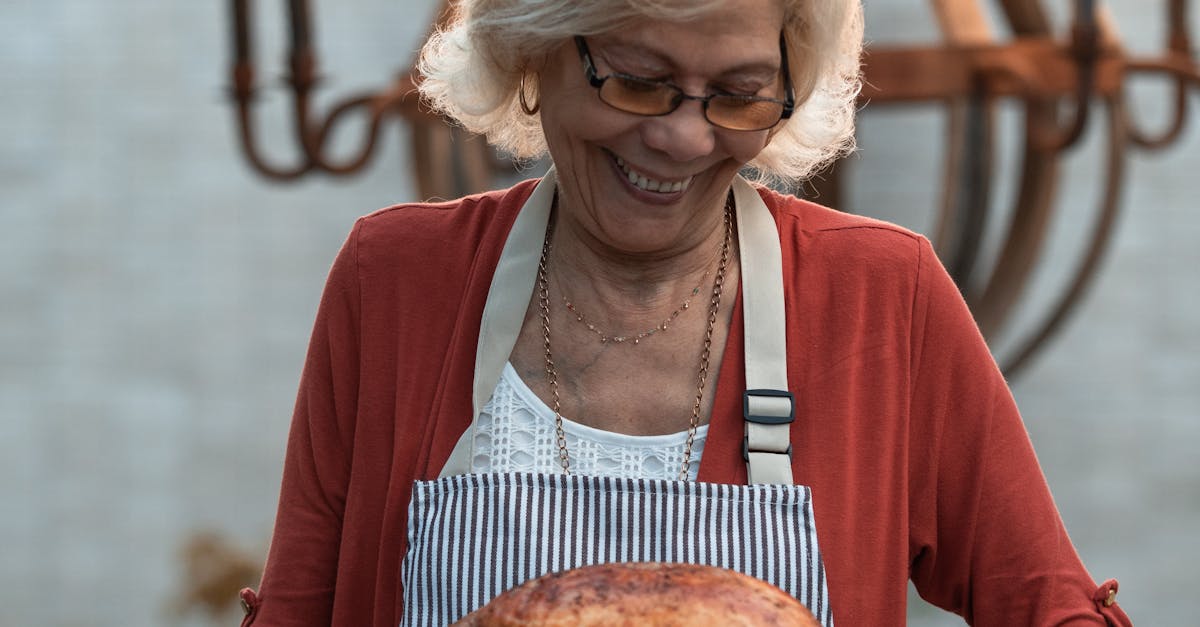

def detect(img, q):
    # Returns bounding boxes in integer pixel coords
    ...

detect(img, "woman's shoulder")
[756,185,928,272]
[354,178,539,245]
[335,178,542,283]
[322,178,542,303]
[758,185,921,241]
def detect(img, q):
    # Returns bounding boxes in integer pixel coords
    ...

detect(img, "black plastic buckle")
[742,438,792,463]
[743,389,795,425]
[742,389,795,462]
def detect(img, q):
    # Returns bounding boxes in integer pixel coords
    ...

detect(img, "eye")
[714,80,772,99]
[711,94,762,110]
[612,74,670,94]
[713,89,759,102]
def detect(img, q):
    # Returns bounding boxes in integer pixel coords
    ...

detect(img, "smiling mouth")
[613,154,694,194]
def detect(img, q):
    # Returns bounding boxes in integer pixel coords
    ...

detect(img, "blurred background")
[1,1,1196,625]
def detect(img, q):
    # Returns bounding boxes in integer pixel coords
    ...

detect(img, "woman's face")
[536,0,787,257]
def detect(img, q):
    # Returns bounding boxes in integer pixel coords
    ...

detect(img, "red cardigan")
[243,179,1130,626]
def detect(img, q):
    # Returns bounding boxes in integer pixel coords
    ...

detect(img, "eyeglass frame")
[572,34,796,131]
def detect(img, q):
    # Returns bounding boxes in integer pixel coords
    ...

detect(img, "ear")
[523,41,562,75]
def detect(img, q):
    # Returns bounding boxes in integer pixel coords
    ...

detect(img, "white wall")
[1,1,1194,625]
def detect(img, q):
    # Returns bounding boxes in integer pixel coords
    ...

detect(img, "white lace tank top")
[470,362,708,481]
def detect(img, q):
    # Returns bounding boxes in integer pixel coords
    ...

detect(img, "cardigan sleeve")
[242,221,365,627]
[905,237,1131,626]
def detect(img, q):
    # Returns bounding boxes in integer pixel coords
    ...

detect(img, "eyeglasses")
[573,35,795,132]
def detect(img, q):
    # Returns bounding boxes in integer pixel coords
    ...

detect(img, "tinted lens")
[599,75,682,115]
[706,96,785,131]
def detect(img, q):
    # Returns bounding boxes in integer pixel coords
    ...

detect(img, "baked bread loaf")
[454,562,819,626]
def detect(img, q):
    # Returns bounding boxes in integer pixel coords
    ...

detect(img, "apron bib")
[403,473,830,626]
[401,170,832,626]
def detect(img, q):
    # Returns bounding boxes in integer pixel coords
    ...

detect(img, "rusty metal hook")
[1001,95,1129,376]
[1122,0,1199,149]
[226,0,412,180]
[1032,0,1100,152]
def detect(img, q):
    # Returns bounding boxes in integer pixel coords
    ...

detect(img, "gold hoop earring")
[519,72,540,115]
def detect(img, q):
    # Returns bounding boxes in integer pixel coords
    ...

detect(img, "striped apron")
[400,170,832,626]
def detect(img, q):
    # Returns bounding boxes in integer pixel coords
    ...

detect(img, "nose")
[639,99,716,163]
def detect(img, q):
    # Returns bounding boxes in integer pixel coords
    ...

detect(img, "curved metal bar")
[409,123,505,201]
[1126,56,1200,87]
[968,98,1062,340]
[1002,95,1128,376]
[997,0,1053,41]
[227,0,316,179]
[932,101,969,262]
[1121,67,1191,150]
[410,122,457,201]
[230,62,315,181]
[229,0,500,194]
[969,0,1076,344]
[928,0,994,293]
[933,87,995,293]
[456,130,501,196]
[986,0,1099,153]
[1120,0,1196,149]
[311,91,401,175]
[284,50,323,164]
[1030,0,1098,152]
[1168,0,1191,53]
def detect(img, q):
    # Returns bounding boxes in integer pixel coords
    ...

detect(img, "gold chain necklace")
[536,200,732,479]
[560,272,707,345]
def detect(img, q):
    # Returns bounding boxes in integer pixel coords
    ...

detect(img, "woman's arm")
[906,237,1131,626]
[242,222,365,626]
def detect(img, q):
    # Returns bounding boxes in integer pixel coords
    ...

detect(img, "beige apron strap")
[732,177,795,485]
[439,168,558,478]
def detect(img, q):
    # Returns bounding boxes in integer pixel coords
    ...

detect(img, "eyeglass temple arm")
[574,36,606,88]
[779,33,795,118]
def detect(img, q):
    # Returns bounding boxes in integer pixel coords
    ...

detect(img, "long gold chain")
[537,199,732,479]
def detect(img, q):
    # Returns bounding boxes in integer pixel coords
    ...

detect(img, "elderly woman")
[241,0,1131,625]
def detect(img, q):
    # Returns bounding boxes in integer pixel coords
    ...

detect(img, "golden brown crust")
[455,563,820,626]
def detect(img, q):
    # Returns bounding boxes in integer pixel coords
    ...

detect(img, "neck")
[548,197,731,315]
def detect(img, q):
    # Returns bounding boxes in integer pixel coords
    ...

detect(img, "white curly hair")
[417,0,863,184]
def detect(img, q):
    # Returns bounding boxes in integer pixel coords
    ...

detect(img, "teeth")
[614,155,691,194]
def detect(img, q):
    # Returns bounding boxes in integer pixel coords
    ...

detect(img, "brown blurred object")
[169,530,262,620]
[225,0,498,199]
[454,562,820,627]
[225,0,1200,376]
